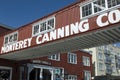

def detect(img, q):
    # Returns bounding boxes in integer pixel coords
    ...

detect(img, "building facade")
[0,49,92,80]
[84,44,120,79]
[23,50,92,80]
[0,0,120,80]
[0,23,92,80]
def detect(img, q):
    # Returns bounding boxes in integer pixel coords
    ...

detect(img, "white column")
[40,68,43,79]
[50,69,54,80]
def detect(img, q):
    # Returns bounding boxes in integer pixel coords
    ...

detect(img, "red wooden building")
[0,0,120,80]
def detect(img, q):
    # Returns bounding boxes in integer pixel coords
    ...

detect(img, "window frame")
[82,56,90,66]
[84,70,91,80]
[67,75,77,80]
[32,16,55,37]
[4,31,18,46]
[98,52,103,60]
[98,62,104,71]
[48,53,60,61]
[0,66,12,80]
[80,0,120,19]
[68,52,77,64]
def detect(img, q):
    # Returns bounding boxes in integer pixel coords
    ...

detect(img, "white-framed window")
[108,0,120,8]
[84,71,91,80]
[112,66,116,73]
[98,52,103,60]
[32,16,55,36]
[48,54,60,61]
[80,0,120,19]
[83,56,90,66]
[0,66,12,80]
[98,62,104,70]
[54,67,64,79]
[81,3,92,18]
[4,31,18,46]
[93,0,106,13]
[68,52,77,64]
[68,75,77,80]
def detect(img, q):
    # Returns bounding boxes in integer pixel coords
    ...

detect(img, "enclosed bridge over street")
[0,0,120,60]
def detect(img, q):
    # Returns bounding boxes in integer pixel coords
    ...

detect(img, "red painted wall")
[0,0,120,54]
[30,50,92,80]
[0,27,11,36]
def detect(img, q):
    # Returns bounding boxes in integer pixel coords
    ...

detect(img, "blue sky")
[0,0,76,28]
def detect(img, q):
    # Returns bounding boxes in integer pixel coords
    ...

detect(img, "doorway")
[42,69,51,80]
[29,68,41,80]
[29,68,52,80]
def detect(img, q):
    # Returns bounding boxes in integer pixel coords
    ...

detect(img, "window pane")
[83,56,90,66]
[68,75,77,80]
[108,0,120,8]
[99,63,104,70]
[13,33,18,41]
[40,22,46,32]
[98,52,103,59]
[47,18,54,30]
[82,3,92,17]
[4,37,8,45]
[93,0,106,13]
[84,71,91,80]
[4,32,18,46]
[33,25,39,35]
[48,54,60,61]
[68,53,77,64]
[9,35,13,43]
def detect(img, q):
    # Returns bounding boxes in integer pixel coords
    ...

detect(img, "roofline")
[0,23,14,30]
[16,0,84,30]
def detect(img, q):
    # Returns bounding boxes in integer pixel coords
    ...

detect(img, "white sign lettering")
[97,9,120,27]
[1,9,120,54]
[36,19,89,44]
[1,38,32,53]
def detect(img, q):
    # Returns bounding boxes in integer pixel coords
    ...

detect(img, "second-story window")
[83,56,90,66]
[98,52,103,60]
[108,0,120,8]
[33,25,39,35]
[48,54,60,61]
[68,52,77,64]
[4,31,18,46]
[98,62,104,70]
[32,16,55,36]
[80,0,120,19]
[93,0,106,13]
[81,3,92,18]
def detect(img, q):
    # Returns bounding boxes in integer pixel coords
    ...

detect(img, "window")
[4,31,18,46]
[48,54,60,61]
[98,62,104,70]
[108,0,120,8]
[68,75,77,80]
[84,71,91,80]
[82,3,92,17]
[33,25,39,35]
[68,52,77,64]
[112,66,116,72]
[93,0,106,13]
[83,56,90,66]
[111,57,115,63]
[0,66,12,80]
[80,0,120,18]
[54,68,64,80]
[32,16,55,36]
[98,52,103,60]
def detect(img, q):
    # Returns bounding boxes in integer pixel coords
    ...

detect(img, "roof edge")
[0,23,14,30]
